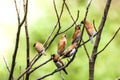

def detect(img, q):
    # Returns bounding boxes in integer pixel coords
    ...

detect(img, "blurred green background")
[0,0,120,80]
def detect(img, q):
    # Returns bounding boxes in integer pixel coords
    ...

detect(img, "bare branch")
[78,0,93,46]
[2,55,10,73]
[59,72,65,80]
[16,54,42,80]
[53,0,61,29]
[58,10,79,34]
[82,40,91,60]
[23,0,30,79]
[14,0,20,24]
[43,0,65,46]
[64,1,76,24]
[92,0,112,59]
[9,0,28,80]
[93,20,97,32]
[96,27,120,55]
[29,57,52,74]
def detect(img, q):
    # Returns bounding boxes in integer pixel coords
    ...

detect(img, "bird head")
[62,34,66,38]
[51,54,60,62]
[73,42,78,48]
[33,43,36,47]
[75,25,80,30]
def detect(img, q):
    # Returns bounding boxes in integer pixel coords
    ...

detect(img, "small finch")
[81,20,95,44]
[72,25,81,44]
[33,42,45,55]
[57,34,67,56]
[62,42,78,59]
[52,54,68,75]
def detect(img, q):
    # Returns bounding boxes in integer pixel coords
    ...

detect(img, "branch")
[93,20,97,32]
[53,0,61,29]
[96,27,120,55]
[82,40,91,60]
[92,0,112,59]
[17,1,66,78]
[29,57,52,74]
[36,47,79,80]
[43,0,65,46]
[9,0,28,80]
[78,0,92,46]
[23,0,30,80]
[58,10,79,34]
[2,55,11,73]
[64,1,76,24]
[14,0,20,24]
[16,54,42,80]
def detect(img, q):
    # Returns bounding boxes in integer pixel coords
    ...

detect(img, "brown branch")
[36,47,79,80]
[23,0,30,80]
[78,0,92,47]
[93,20,97,32]
[59,72,65,80]
[17,1,66,79]
[9,0,28,80]
[2,55,11,73]
[53,0,61,29]
[14,0,20,24]
[64,1,76,24]
[58,10,79,34]
[37,19,90,79]
[16,54,42,80]
[82,40,91,60]
[29,57,52,74]
[96,27,120,55]
[92,0,112,59]
[43,0,65,46]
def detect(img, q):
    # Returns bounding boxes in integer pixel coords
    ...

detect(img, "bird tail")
[38,50,46,56]
[63,68,68,75]
[90,32,95,44]
[90,36,94,44]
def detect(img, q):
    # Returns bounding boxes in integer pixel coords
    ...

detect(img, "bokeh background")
[0,0,120,80]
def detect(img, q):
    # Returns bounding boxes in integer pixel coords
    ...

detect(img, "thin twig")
[43,0,65,46]
[58,10,79,34]
[9,0,28,80]
[14,0,20,24]
[93,20,97,32]
[92,0,112,59]
[2,55,10,73]
[29,57,52,74]
[37,0,93,80]
[96,27,120,55]
[23,0,30,79]
[16,54,42,80]
[53,0,61,29]
[64,2,76,24]
[59,71,65,80]
[82,40,91,60]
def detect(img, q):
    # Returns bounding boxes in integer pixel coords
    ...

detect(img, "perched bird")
[61,42,78,59]
[72,25,81,44]
[81,20,95,44]
[33,42,45,55]
[57,34,67,56]
[52,54,68,75]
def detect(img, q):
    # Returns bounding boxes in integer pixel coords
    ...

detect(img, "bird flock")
[33,20,95,75]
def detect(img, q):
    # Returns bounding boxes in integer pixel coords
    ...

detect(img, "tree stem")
[89,60,95,80]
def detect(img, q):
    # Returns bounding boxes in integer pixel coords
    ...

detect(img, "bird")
[51,54,68,75]
[72,24,81,44]
[81,20,95,44]
[33,42,45,55]
[61,42,78,59]
[57,34,67,56]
